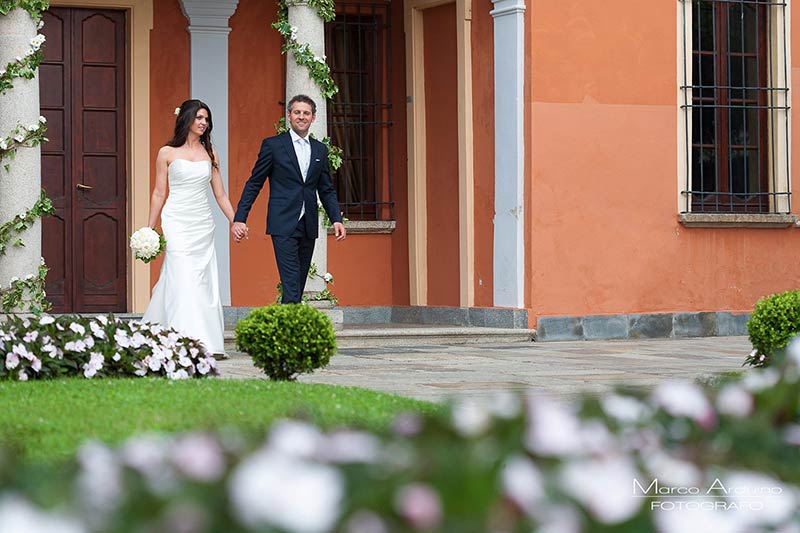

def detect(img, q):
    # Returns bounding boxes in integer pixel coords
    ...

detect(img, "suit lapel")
[279,133,304,183]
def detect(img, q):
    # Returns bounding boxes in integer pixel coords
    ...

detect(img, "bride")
[142,99,237,356]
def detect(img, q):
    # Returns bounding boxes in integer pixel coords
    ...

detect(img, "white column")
[490,0,525,308]
[0,8,41,313]
[180,0,239,306]
[286,1,328,293]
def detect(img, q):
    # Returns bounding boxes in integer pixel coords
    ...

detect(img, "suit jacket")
[234,132,342,238]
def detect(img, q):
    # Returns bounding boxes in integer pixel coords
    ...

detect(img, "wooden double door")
[39,7,127,313]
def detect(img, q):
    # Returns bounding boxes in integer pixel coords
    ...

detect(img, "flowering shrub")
[2,341,800,530]
[0,314,218,380]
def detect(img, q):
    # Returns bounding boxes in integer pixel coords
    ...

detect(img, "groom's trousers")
[271,218,316,304]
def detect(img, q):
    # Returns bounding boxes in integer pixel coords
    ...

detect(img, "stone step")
[224,326,535,350]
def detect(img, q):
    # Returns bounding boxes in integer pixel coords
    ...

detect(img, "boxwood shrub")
[746,289,800,366]
[234,304,336,381]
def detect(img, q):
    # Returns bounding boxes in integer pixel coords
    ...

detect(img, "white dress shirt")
[289,129,311,219]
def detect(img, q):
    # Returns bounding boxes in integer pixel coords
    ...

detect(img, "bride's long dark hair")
[167,99,217,168]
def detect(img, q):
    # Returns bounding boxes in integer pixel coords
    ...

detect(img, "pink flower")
[394,484,442,530]
[171,434,226,482]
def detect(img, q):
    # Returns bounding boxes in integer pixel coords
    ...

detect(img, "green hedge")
[746,289,800,366]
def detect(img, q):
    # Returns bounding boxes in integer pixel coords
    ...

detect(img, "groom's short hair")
[287,94,317,115]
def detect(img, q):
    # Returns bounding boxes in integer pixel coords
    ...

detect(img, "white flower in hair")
[174,107,181,116]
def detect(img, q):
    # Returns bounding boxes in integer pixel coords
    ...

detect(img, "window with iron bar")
[679,0,790,214]
[325,0,394,221]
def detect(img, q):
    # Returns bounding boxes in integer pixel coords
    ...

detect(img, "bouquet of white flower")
[130,227,165,263]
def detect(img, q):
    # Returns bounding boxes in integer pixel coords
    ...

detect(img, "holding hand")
[231,221,249,243]
[332,221,346,242]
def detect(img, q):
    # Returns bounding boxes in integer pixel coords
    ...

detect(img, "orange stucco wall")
[149,0,190,287]
[526,0,800,321]
[423,3,460,307]
[227,0,284,306]
[472,0,495,307]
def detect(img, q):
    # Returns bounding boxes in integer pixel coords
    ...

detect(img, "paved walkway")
[216,336,752,402]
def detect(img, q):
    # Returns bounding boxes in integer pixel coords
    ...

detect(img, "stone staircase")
[106,306,537,350]
[224,324,535,351]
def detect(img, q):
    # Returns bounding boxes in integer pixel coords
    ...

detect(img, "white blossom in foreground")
[525,395,583,456]
[76,442,123,520]
[560,455,642,524]
[451,398,491,436]
[602,394,651,423]
[268,420,323,459]
[501,454,544,515]
[651,381,715,427]
[229,450,343,533]
[0,495,86,533]
[715,384,753,418]
[170,434,226,482]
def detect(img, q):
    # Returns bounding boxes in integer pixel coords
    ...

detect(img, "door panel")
[40,7,127,313]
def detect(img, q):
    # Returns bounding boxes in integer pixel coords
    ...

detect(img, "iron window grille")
[680,0,790,214]
[324,0,394,221]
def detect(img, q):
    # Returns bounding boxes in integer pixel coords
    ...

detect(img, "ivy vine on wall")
[0,0,53,314]
[272,0,343,173]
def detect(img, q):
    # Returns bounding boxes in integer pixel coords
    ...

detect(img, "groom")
[231,94,346,303]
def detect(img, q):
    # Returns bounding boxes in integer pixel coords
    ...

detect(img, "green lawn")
[0,378,437,461]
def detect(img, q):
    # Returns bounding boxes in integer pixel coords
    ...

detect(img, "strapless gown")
[142,159,224,354]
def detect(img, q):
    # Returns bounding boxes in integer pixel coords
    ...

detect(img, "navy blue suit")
[234,132,342,303]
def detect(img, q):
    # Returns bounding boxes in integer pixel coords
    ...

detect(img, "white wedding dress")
[142,159,224,354]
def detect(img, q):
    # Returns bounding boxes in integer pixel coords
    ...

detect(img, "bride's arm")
[210,149,236,224]
[147,147,170,228]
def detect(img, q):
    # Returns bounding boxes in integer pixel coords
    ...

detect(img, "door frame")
[50,0,152,313]
[404,0,474,307]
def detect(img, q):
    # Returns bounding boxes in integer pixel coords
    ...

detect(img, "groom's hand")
[231,222,249,243]
[332,222,346,242]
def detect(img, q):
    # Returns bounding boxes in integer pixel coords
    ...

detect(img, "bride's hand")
[231,221,248,243]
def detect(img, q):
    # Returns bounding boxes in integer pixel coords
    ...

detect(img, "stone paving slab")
[215,336,753,402]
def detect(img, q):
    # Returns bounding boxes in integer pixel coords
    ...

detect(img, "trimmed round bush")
[746,289,800,366]
[234,304,337,380]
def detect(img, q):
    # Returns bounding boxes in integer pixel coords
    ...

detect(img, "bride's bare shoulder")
[157,145,176,164]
